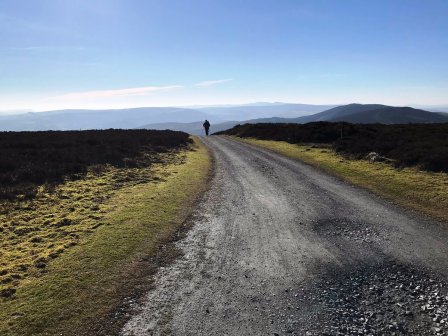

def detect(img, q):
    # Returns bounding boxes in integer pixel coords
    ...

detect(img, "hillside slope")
[0,103,332,131]
[0,108,215,131]
[197,103,335,120]
[140,104,448,134]
[295,104,448,124]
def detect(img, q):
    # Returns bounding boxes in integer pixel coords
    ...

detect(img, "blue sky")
[0,0,447,111]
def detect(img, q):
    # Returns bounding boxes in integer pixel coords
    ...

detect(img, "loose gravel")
[295,260,448,335]
[122,136,448,336]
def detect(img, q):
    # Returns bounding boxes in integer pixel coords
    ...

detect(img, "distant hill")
[140,104,448,135]
[197,103,335,121]
[293,104,448,124]
[0,107,215,131]
[0,103,332,131]
[2,103,446,132]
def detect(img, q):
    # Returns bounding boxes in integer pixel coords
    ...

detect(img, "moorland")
[219,122,448,173]
[0,129,190,199]
[0,129,210,336]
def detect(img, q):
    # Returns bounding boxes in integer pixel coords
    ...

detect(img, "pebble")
[292,262,448,335]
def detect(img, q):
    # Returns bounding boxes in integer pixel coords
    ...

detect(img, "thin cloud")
[51,85,183,100]
[195,79,233,88]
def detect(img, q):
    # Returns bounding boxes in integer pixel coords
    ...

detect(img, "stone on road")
[121,136,448,336]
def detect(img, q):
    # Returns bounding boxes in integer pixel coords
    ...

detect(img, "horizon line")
[2,101,448,114]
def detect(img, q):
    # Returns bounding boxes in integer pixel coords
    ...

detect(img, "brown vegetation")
[218,122,448,172]
[0,129,191,199]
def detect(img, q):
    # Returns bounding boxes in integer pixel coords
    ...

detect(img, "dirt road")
[121,136,448,335]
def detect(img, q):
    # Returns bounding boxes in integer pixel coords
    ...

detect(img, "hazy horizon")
[1,0,447,111]
[2,101,448,115]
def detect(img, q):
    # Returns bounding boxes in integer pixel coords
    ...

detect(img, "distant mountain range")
[1,103,447,133]
[141,104,448,135]
[292,104,448,124]
[195,103,336,121]
[0,103,331,131]
[0,107,211,131]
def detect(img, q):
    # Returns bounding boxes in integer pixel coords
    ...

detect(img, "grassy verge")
[0,137,211,336]
[232,137,448,224]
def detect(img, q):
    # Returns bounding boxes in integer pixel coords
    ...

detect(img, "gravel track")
[121,136,448,336]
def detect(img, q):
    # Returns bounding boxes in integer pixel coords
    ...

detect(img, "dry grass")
[0,137,211,336]
[0,161,162,296]
[234,137,448,224]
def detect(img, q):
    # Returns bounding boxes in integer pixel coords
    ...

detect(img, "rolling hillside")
[141,104,448,135]
[196,103,335,120]
[0,103,331,131]
[0,107,214,131]
[294,104,448,124]
[2,103,446,133]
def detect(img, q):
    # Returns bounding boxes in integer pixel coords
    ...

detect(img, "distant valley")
[141,104,448,135]
[0,103,332,132]
[1,103,447,134]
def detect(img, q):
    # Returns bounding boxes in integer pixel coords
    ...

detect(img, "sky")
[0,0,447,112]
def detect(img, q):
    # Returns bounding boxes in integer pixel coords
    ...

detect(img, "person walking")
[203,119,210,136]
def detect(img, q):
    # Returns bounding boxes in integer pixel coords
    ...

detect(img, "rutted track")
[121,136,448,336]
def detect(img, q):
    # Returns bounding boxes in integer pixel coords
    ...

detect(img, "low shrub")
[218,122,448,172]
[0,129,190,199]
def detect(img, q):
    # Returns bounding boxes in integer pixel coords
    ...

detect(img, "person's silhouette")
[203,120,210,136]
